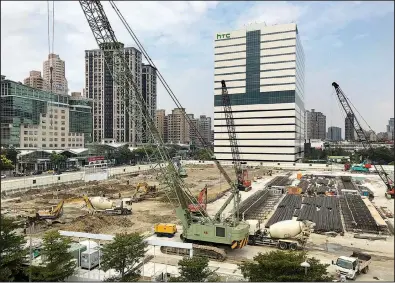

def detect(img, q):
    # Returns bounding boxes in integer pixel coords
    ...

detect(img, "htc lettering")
[216,33,231,40]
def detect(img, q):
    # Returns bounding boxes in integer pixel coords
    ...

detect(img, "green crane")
[79,0,250,260]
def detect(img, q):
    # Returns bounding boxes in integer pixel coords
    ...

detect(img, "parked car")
[13,171,25,177]
[1,174,6,179]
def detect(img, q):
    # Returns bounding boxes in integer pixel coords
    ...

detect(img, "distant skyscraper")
[305,109,326,140]
[85,44,142,145]
[167,108,190,144]
[387,118,394,140]
[43,53,68,95]
[155,109,166,142]
[327,126,342,141]
[345,113,355,141]
[24,70,44,90]
[198,115,212,145]
[141,64,157,143]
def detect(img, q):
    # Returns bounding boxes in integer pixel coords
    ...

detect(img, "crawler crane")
[79,0,250,260]
[332,82,394,198]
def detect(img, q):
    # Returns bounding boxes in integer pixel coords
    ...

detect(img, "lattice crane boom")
[332,82,394,193]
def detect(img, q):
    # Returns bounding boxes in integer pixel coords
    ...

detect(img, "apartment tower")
[142,64,157,143]
[85,44,142,145]
[43,53,68,95]
[213,23,305,162]
[305,109,326,140]
[24,70,44,90]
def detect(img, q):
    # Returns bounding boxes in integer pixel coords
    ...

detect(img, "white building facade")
[213,23,305,163]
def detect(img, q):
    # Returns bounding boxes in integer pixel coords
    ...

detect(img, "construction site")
[1,162,395,281]
[1,1,394,282]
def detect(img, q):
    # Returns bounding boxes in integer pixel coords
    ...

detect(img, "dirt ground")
[1,164,263,236]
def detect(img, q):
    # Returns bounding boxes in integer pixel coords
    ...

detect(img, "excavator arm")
[332,82,394,195]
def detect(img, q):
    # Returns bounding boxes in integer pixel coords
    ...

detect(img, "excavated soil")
[2,164,255,235]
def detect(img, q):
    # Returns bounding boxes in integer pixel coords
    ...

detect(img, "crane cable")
[47,1,55,126]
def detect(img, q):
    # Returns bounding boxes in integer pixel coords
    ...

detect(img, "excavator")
[332,82,395,199]
[79,0,250,261]
[33,195,132,220]
[188,185,208,213]
[131,182,158,202]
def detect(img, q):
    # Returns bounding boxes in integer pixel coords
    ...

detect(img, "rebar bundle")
[265,195,302,227]
[297,196,343,233]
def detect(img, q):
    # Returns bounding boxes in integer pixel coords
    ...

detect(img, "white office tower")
[213,23,305,163]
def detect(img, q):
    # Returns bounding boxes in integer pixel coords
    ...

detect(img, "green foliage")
[1,154,15,171]
[239,250,333,282]
[0,146,19,165]
[194,149,212,161]
[0,215,27,281]
[100,232,147,281]
[29,230,76,282]
[357,146,394,164]
[49,152,66,169]
[171,256,215,282]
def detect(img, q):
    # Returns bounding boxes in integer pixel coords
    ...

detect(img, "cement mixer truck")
[246,219,315,250]
[87,196,132,215]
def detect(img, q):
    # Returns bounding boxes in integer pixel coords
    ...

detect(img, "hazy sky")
[1,1,394,135]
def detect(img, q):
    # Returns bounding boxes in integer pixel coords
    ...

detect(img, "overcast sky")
[1,1,394,135]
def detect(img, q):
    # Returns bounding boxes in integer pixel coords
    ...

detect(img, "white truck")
[246,219,315,250]
[332,252,372,280]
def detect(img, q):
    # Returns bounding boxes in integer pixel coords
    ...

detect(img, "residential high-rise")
[213,23,305,162]
[198,115,212,145]
[387,118,394,140]
[24,70,44,90]
[142,64,157,143]
[305,109,326,140]
[345,113,355,141]
[85,44,142,145]
[1,75,92,149]
[327,126,342,141]
[155,109,166,142]
[167,108,190,144]
[43,53,68,95]
[188,114,199,145]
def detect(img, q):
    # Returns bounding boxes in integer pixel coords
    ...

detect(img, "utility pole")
[28,221,34,282]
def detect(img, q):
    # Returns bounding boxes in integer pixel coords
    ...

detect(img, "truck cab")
[333,252,371,280]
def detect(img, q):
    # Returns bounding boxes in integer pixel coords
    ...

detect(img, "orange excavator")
[188,185,208,213]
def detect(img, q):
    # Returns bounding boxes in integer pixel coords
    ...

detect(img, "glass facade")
[214,90,296,107]
[1,78,92,147]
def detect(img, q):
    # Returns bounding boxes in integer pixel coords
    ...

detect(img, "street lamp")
[300,261,310,275]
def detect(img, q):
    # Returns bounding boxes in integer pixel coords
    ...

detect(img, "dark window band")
[214,108,295,113]
[214,123,295,127]
[214,90,297,107]
[214,82,295,90]
[214,60,295,69]
[215,45,296,55]
[214,116,295,120]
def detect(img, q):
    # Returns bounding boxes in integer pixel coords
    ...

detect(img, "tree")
[100,232,147,281]
[239,250,333,282]
[169,256,217,282]
[29,230,76,281]
[49,152,66,170]
[0,154,14,171]
[0,215,27,281]
[0,146,19,165]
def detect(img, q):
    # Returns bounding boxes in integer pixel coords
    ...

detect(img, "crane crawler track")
[160,244,227,261]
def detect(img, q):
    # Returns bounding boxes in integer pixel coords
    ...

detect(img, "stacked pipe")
[297,180,309,194]
[297,196,343,233]
[339,194,381,234]
[265,195,302,227]
[236,189,270,219]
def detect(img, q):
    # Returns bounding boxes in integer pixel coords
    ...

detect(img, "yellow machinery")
[132,182,158,201]
[154,223,177,238]
[35,200,65,220]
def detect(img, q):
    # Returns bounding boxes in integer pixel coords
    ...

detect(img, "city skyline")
[1,1,393,133]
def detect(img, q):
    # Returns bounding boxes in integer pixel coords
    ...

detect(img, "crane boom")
[79,1,250,258]
[332,82,394,195]
[213,81,241,223]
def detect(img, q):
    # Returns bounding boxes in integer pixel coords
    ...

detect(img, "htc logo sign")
[216,33,230,40]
